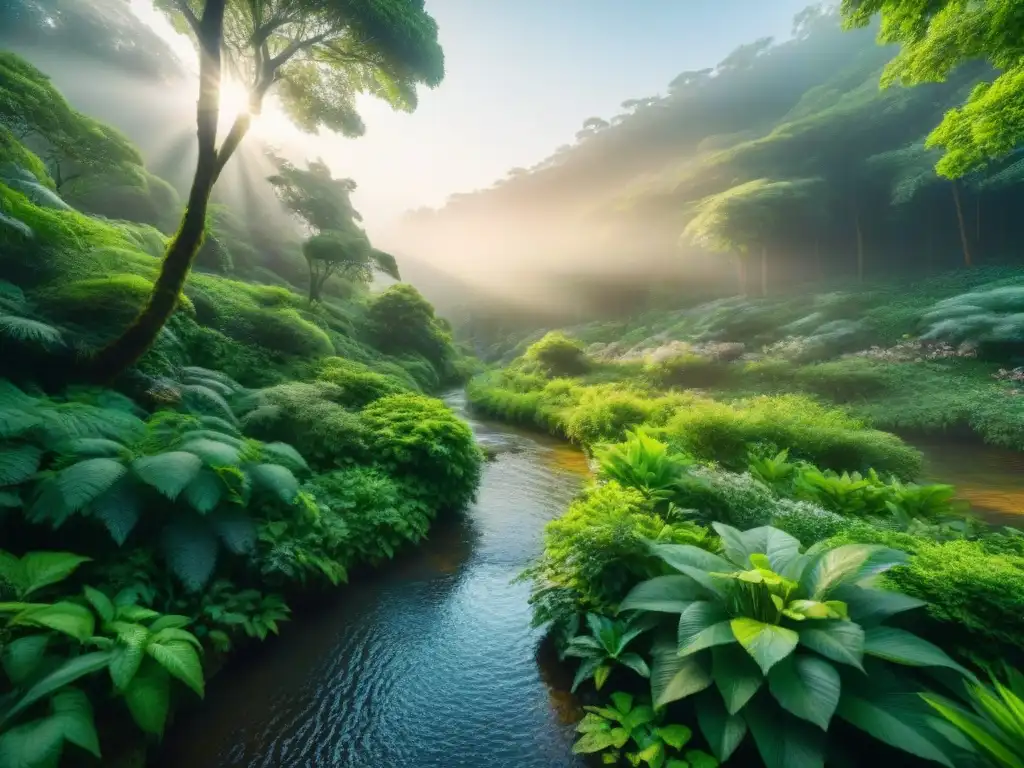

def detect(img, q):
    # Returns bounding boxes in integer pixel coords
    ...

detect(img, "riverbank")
[467,326,1024,766]
[156,394,592,768]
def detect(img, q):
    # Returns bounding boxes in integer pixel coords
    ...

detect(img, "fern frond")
[0,281,26,312]
[180,385,237,423]
[181,367,242,389]
[38,403,145,445]
[259,442,309,473]
[248,463,299,504]
[177,429,243,448]
[160,518,218,591]
[210,509,256,554]
[132,452,203,501]
[57,458,127,513]
[179,438,240,467]
[0,489,20,507]
[89,478,143,546]
[0,380,42,438]
[0,315,64,348]
[0,442,42,485]
[197,416,242,436]
[56,438,130,460]
[182,469,224,514]
[239,404,283,431]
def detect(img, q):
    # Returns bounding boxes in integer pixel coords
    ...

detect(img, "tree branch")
[174,0,202,38]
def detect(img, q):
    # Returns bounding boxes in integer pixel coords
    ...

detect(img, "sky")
[133,0,815,238]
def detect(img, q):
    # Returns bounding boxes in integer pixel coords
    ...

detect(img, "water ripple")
[160,396,589,768]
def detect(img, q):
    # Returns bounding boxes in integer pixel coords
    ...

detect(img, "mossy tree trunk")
[86,0,235,381]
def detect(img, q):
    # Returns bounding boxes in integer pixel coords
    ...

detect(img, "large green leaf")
[712,644,764,715]
[2,635,49,685]
[678,601,734,656]
[57,438,127,459]
[0,443,41,486]
[571,656,604,693]
[181,469,224,514]
[798,621,864,670]
[618,575,705,614]
[178,438,240,467]
[712,522,762,568]
[651,638,712,708]
[2,651,112,724]
[82,586,113,623]
[109,623,150,691]
[12,603,95,641]
[48,688,100,758]
[132,452,203,501]
[0,717,65,768]
[923,693,1024,768]
[829,585,925,626]
[767,654,841,730]
[249,463,299,504]
[731,618,799,676]
[210,509,257,555]
[123,659,171,736]
[800,545,909,600]
[743,694,826,768]
[696,690,748,762]
[618,652,651,679]
[89,478,142,546]
[836,692,955,767]
[17,552,91,599]
[146,639,204,697]
[57,458,126,513]
[260,442,309,472]
[863,626,971,677]
[160,518,219,592]
[649,543,732,578]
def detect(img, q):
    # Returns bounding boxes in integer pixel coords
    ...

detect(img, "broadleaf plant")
[618,523,973,768]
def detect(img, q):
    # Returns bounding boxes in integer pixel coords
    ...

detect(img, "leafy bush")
[360,394,482,511]
[573,691,717,768]
[525,332,590,377]
[645,353,732,389]
[619,523,971,767]
[527,481,713,617]
[315,356,408,406]
[672,467,781,531]
[366,284,452,371]
[593,428,693,506]
[564,386,656,444]
[564,612,653,692]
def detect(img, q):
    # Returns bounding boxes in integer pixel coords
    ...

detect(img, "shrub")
[315,356,408,406]
[825,525,1024,662]
[366,284,452,369]
[360,393,482,511]
[672,467,780,530]
[525,332,590,377]
[789,359,891,401]
[663,394,921,478]
[239,381,369,468]
[768,498,848,545]
[593,428,693,505]
[528,481,713,615]
[564,386,656,444]
[644,353,732,389]
[620,523,971,767]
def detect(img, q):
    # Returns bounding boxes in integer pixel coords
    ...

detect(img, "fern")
[248,463,299,504]
[160,519,219,592]
[181,469,225,514]
[259,442,309,472]
[210,510,257,554]
[0,315,64,348]
[0,443,41,485]
[132,452,203,501]
[177,437,240,467]
[180,385,236,423]
[0,281,26,312]
[90,479,143,546]
[56,458,127,514]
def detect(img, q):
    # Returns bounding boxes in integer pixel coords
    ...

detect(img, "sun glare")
[218,79,254,127]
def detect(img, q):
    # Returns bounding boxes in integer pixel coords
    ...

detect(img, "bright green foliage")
[619,523,968,767]
[366,284,454,372]
[525,332,590,377]
[314,357,408,407]
[361,394,482,511]
[564,612,654,692]
[923,667,1024,768]
[526,481,714,617]
[40,274,195,332]
[573,691,717,768]
[593,428,693,506]
[841,0,1024,177]
[645,354,732,389]
[172,580,290,652]
[301,229,399,302]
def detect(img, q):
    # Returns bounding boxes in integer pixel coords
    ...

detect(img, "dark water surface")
[159,392,590,768]
[913,437,1024,527]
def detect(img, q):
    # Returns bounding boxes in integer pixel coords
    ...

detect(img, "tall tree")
[268,155,398,301]
[841,0,1024,178]
[87,0,444,379]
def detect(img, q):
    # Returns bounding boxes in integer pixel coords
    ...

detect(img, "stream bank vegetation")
[0,25,484,765]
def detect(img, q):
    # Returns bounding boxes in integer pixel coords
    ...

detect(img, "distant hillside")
[395,5,1021,335]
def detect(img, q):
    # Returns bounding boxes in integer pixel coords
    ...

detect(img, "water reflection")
[913,438,1024,527]
[159,393,590,768]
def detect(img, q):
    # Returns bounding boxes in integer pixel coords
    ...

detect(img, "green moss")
[37,274,194,329]
[0,125,54,189]
[315,357,408,406]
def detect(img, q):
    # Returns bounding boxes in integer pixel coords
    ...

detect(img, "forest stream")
[157,391,591,768]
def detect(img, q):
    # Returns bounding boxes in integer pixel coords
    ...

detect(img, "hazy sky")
[135,0,814,237]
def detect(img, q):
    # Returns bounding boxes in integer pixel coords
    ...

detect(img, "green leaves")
[0,443,41,485]
[837,692,954,768]
[730,618,799,675]
[0,551,90,600]
[0,689,99,768]
[799,544,908,600]
[2,652,112,725]
[57,458,126,513]
[863,626,970,677]
[712,644,763,714]
[619,575,705,614]
[146,639,204,697]
[1,636,49,685]
[677,602,734,656]
[8,603,95,641]
[133,451,203,501]
[797,621,865,670]
[651,639,712,708]
[767,655,841,730]
[123,660,171,737]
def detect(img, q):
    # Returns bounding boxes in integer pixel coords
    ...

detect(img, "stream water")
[159,391,591,768]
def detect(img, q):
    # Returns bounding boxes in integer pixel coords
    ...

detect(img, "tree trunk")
[85,0,228,381]
[760,244,769,297]
[735,256,748,296]
[951,180,973,267]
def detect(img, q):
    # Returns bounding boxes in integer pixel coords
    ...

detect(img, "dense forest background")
[390,4,1024,340]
